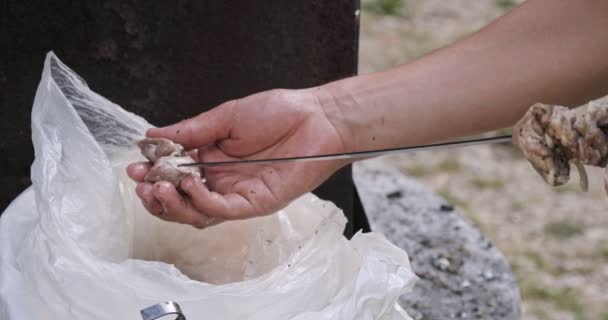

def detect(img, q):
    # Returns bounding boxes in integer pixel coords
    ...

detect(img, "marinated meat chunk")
[513,99,608,194]
[144,156,201,186]
[137,138,202,186]
[137,138,184,162]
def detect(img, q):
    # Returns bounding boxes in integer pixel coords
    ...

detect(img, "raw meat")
[513,99,608,194]
[137,138,202,186]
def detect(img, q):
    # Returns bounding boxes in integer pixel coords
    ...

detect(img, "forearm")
[319,0,608,152]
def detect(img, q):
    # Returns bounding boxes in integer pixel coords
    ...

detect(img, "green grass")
[521,282,552,300]
[529,307,552,320]
[363,0,405,16]
[436,188,468,208]
[495,127,514,136]
[436,187,485,228]
[463,210,484,229]
[544,220,584,239]
[571,265,594,275]
[511,201,525,211]
[554,184,581,194]
[497,0,516,10]
[592,245,608,262]
[469,177,505,190]
[403,159,460,176]
[523,251,561,276]
[519,281,586,320]
[438,158,461,172]
[404,164,434,177]
[552,288,585,319]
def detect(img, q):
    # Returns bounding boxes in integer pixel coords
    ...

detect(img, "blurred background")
[358,0,608,319]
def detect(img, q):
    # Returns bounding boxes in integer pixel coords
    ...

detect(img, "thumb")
[147,100,235,150]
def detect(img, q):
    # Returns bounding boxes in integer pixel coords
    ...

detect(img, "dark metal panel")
[1,1,361,234]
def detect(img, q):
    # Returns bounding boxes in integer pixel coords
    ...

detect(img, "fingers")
[134,174,273,227]
[180,175,268,220]
[146,101,235,150]
[127,162,151,182]
[151,181,223,229]
[135,183,163,215]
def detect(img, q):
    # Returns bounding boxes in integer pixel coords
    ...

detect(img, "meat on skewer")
[137,138,203,187]
[513,99,608,194]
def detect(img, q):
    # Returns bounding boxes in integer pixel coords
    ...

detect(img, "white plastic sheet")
[0,53,416,320]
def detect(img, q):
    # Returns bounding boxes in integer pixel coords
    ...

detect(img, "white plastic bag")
[0,53,416,320]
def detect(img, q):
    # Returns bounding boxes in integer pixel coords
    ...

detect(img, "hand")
[126,88,349,228]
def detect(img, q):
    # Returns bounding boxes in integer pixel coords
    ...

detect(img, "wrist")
[312,79,361,154]
[314,70,398,153]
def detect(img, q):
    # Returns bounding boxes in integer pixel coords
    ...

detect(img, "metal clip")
[140,301,186,320]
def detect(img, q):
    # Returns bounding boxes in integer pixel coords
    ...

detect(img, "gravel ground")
[359,1,608,319]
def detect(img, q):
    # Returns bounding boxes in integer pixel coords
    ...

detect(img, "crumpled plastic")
[0,52,417,320]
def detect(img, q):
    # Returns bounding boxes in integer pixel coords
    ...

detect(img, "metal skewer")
[179,135,512,168]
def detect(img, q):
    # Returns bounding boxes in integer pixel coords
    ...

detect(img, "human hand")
[126,88,349,228]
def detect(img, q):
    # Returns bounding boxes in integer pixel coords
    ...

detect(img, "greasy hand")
[126,88,348,228]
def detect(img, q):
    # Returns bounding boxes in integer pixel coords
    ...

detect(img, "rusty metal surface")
[0,1,361,229]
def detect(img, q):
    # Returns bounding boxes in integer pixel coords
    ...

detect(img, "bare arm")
[321,0,608,152]
[129,0,608,224]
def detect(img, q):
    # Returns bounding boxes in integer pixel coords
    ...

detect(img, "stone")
[353,158,521,320]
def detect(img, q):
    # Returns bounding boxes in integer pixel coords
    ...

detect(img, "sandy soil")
[359,1,608,319]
